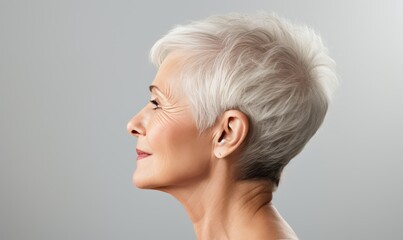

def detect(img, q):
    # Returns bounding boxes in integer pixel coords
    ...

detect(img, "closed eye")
[150,99,161,110]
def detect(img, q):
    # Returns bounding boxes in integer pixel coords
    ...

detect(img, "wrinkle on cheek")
[152,111,177,129]
[155,104,192,128]
[160,155,173,174]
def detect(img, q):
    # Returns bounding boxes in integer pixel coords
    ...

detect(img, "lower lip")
[137,154,151,160]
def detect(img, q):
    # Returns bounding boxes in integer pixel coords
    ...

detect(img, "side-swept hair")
[150,12,338,187]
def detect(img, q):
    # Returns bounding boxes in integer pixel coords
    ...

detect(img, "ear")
[213,110,249,159]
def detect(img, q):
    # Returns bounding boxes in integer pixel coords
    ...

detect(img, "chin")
[132,171,168,190]
[132,172,153,189]
[132,164,208,190]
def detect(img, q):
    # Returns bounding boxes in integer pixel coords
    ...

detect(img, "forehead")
[151,53,186,98]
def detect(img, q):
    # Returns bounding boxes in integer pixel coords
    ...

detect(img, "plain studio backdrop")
[1,0,402,239]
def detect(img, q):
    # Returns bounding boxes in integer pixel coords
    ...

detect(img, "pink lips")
[136,148,151,160]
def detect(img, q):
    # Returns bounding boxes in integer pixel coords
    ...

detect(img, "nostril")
[127,117,144,136]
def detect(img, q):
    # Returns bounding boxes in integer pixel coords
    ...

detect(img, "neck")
[158,158,275,240]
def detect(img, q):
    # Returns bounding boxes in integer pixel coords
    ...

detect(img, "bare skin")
[158,155,299,240]
[128,53,299,240]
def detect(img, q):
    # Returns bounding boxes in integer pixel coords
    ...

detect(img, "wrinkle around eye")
[152,104,192,128]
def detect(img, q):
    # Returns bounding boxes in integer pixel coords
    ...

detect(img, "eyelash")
[149,99,161,110]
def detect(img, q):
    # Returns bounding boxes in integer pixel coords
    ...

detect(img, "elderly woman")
[127,12,337,240]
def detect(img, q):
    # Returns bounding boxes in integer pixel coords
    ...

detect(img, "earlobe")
[214,134,226,158]
[213,110,249,159]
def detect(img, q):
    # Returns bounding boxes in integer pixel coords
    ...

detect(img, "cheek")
[148,119,192,156]
[147,111,194,151]
[147,118,210,175]
[147,114,177,153]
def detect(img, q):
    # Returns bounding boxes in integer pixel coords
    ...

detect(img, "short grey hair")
[149,12,338,187]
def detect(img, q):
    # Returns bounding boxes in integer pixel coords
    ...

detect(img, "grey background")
[1,0,402,239]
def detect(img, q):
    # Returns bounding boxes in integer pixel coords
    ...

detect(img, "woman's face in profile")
[127,54,213,189]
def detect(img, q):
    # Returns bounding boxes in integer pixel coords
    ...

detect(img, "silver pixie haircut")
[150,12,338,187]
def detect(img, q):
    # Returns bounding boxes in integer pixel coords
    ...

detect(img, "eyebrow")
[149,85,160,93]
[149,85,166,97]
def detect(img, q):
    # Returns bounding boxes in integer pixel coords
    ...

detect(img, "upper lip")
[136,148,151,155]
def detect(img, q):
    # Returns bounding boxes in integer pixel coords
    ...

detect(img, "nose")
[127,110,146,137]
